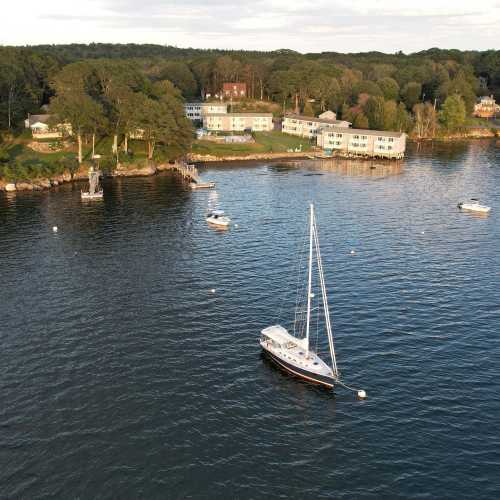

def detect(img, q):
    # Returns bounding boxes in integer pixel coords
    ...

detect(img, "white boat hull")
[459,203,491,213]
[81,190,104,200]
[206,216,231,227]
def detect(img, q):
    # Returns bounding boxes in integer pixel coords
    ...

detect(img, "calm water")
[1,140,499,499]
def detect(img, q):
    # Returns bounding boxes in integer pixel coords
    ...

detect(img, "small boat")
[81,167,103,200]
[260,204,365,398]
[457,198,491,213]
[206,209,231,227]
[191,181,215,190]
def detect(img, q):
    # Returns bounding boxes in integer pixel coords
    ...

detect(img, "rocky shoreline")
[2,131,498,192]
[0,162,180,192]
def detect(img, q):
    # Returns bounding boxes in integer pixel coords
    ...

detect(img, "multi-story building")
[473,95,500,118]
[203,113,273,132]
[282,114,351,139]
[317,128,406,159]
[185,102,228,121]
[222,82,247,99]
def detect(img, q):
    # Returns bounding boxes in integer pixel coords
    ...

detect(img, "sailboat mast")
[305,203,314,357]
[313,217,339,378]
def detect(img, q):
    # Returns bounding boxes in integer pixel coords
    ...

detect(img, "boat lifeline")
[206,209,231,228]
[458,198,491,213]
[260,204,365,397]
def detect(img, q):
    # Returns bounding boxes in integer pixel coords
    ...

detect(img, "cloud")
[1,0,499,52]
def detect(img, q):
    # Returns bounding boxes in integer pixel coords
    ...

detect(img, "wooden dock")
[160,161,216,188]
[170,161,200,183]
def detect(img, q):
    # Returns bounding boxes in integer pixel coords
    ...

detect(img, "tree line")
[1,44,499,141]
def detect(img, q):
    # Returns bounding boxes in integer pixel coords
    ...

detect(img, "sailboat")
[260,204,365,397]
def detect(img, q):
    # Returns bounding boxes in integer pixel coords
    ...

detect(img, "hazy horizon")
[3,0,499,53]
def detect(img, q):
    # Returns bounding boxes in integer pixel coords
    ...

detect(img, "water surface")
[1,140,499,498]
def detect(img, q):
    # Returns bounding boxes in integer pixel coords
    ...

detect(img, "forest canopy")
[0,44,499,135]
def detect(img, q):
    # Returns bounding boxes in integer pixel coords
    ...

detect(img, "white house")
[203,113,273,132]
[282,114,351,139]
[185,102,228,121]
[25,114,72,139]
[317,128,406,159]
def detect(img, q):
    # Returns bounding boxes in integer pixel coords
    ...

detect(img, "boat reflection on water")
[311,158,404,177]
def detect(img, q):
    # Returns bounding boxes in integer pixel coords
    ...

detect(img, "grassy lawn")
[0,142,76,182]
[191,131,314,157]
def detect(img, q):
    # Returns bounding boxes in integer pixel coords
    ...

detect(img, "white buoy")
[350,249,355,255]
[210,288,216,293]
[52,226,58,233]
[357,390,367,399]
[421,231,425,235]
[235,224,239,228]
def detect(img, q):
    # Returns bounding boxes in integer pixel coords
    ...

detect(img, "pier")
[167,161,200,183]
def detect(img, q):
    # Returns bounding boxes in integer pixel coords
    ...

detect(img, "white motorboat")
[206,209,231,227]
[260,204,365,397]
[458,198,491,213]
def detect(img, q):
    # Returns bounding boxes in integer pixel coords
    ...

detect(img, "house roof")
[205,113,273,118]
[27,114,52,127]
[284,114,351,126]
[320,127,406,138]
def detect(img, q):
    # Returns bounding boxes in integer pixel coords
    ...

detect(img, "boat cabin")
[208,210,225,219]
[260,325,308,350]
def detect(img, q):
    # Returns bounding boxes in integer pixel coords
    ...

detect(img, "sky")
[3,0,500,53]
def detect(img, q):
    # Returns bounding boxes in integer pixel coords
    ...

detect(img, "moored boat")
[206,209,231,227]
[458,198,491,213]
[260,204,364,398]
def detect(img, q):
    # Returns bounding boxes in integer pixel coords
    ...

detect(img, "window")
[361,135,367,140]
[388,138,394,142]
[354,135,359,139]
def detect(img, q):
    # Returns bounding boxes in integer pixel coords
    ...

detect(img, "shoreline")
[1,133,498,192]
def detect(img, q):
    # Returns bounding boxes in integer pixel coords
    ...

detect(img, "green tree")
[394,102,412,132]
[378,77,400,101]
[439,95,466,130]
[353,112,369,129]
[382,100,398,130]
[364,96,386,130]
[401,82,422,110]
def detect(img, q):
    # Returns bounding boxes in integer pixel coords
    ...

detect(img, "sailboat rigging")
[260,204,365,398]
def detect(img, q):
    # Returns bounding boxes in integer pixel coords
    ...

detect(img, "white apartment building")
[203,113,273,132]
[185,102,228,120]
[282,114,351,139]
[317,128,406,159]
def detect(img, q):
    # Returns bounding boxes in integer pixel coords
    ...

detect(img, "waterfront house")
[473,95,500,119]
[203,113,273,132]
[317,128,406,159]
[282,114,351,139]
[222,83,247,99]
[24,114,72,139]
[185,102,228,121]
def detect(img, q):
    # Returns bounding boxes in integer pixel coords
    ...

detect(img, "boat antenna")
[305,203,314,358]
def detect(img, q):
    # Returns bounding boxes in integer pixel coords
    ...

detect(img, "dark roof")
[284,114,351,126]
